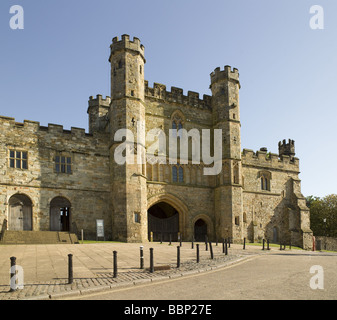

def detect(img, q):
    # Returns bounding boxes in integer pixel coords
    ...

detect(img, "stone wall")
[0,116,111,240]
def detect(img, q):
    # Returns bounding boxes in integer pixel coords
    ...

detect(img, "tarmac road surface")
[67,250,337,300]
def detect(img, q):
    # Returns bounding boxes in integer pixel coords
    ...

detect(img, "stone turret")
[279,139,295,158]
[109,35,147,242]
[210,65,243,243]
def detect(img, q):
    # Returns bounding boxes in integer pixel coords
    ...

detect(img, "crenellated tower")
[210,66,243,242]
[109,35,147,242]
[278,139,295,159]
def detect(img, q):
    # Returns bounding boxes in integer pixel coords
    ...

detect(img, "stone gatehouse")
[0,35,313,249]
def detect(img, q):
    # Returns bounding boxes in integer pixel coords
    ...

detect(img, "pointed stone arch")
[147,193,188,239]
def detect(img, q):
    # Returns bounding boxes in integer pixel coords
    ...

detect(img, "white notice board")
[96,219,105,240]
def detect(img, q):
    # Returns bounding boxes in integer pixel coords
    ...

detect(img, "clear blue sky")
[0,0,336,198]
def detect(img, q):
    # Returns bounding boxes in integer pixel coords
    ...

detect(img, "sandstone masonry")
[0,35,313,249]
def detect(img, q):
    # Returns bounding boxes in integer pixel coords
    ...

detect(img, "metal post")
[81,229,84,244]
[205,241,208,251]
[222,238,225,254]
[140,246,144,269]
[113,251,117,278]
[10,257,17,292]
[262,239,265,250]
[196,244,200,263]
[68,254,73,284]
[209,242,213,259]
[216,237,218,246]
[177,246,180,268]
[225,238,228,255]
[243,238,246,250]
[180,237,182,247]
[205,235,208,245]
[150,248,154,273]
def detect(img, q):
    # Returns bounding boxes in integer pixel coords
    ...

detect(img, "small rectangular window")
[134,212,141,223]
[9,149,28,169]
[55,155,72,174]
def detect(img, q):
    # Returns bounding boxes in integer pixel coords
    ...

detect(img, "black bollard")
[10,257,17,292]
[222,238,225,254]
[228,237,231,248]
[243,238,246,250]
[140,246,144,269]
[225,238,228,255]
[113,251,117,278]
[180,237,182,247]
[209,242,214,259]
[68,254,73,284]
[205,241,208,251]
[216,237,218,246]
[196,244,200,263]
[267,239,270,250]
[205,235,208,245]
[177,246,180,268]
[150,248,154,273]
[262,239,265,250]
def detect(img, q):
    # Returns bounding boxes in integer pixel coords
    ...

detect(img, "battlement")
[109,34,145,62]
[278,139,295,157]
[242,147,299,171]
[88,94,111,108]
[0,115,98,138]
[210,66,240,87]
[144,81,212,110]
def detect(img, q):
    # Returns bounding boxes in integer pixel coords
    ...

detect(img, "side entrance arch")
[8,194,32,231]
[50,197,71,231]
[194,219,207,241]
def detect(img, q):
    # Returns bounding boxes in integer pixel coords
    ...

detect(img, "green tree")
[307,194,337,237]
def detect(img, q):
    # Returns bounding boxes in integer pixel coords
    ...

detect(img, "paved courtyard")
[0,241,331,300]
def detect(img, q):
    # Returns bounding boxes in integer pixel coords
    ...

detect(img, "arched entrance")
[194,219,207,241]
[148,202,179,241]
[8,194,32,231]
[50,197,71,231]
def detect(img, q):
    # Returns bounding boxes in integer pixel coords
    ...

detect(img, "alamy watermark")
[310,5,324,30]
[309,265,324,290]
[114,122,223,176]
[10,264,24,291]
[9,5,24,30]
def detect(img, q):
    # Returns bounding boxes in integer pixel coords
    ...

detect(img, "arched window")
[172,165,184,183]
[259,171,271,191]
[178,166,184,182]
[172,166,178,182]
[171,110,185,139]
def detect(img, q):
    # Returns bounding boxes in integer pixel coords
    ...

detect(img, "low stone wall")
[315,236,337,251]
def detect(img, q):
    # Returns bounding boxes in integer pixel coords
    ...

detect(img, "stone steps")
[0,231,79,244]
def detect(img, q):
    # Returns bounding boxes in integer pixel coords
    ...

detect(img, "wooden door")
[9,203,23,231]
[50,207,61,231]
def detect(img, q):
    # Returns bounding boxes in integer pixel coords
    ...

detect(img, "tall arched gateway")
[148,202,179,241]
[8,194,32,231]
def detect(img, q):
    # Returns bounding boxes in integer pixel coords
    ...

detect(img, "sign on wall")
[96,219,105,240]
